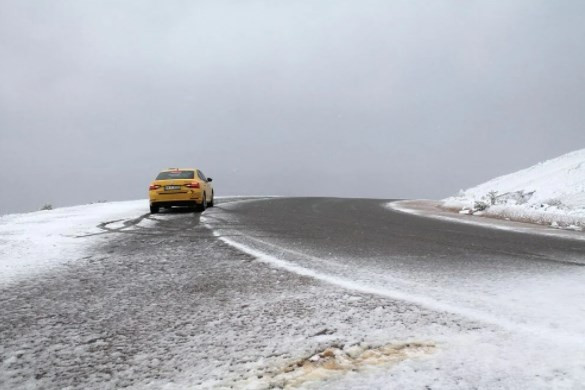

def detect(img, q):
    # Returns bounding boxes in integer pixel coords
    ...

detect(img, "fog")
[1,0,584,213]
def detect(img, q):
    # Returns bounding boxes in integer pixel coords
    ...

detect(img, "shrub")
[40,203,53,211]
[474,201,489,211]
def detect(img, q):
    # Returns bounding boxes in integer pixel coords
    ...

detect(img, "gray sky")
[1,0,585,213]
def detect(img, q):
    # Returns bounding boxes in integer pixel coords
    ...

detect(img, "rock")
[321,348,336,358]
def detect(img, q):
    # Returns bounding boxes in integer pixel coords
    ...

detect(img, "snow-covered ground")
[2,198,458,389]
[0,200,148,284]
[0,196,274,285]
[442,148,585,230]
[3,197,585,389]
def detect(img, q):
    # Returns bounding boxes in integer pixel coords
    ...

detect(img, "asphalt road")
[207,198,585,336]
[2,197,585,389]
[209,197,585,268]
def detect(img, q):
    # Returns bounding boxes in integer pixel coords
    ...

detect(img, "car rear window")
[156,170,195,180]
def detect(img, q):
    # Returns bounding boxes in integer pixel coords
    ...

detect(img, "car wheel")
[209,191,214,207]
[197,194,207,212]
[150,205,159,214]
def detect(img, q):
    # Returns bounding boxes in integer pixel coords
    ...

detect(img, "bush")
[40,203,53,211]
[474,201,489,211]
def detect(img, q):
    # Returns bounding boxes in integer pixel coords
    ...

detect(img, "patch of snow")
[443,148,585,228]
[0,200,148,284]
[0,196,274,285]
[387,200,585,242]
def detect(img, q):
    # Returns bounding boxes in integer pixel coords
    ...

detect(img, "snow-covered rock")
[443,148,585,228]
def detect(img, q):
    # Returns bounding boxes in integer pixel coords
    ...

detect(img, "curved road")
[209,197,585,266]
[206,197,585,339]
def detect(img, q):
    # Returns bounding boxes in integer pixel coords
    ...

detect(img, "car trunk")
[152,179,196,194]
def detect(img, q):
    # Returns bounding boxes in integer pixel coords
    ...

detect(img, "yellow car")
[148,168,214,213]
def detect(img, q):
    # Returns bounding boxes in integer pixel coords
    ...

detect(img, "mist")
[2,0,585,213]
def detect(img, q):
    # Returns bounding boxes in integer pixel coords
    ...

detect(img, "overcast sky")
[1,0,585,213]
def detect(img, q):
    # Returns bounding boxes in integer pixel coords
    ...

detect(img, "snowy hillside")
[443,149,585,229]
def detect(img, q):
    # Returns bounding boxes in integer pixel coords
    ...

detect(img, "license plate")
[164,185,181,191]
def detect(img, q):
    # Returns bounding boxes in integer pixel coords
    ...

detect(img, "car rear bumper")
[150,200,203,208]
[150,190,203,206]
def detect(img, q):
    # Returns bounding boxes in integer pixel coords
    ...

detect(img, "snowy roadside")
[0,200,148,284]
[442,148,585,231]
[0,196,273,285]
[387,199,585,243]
[442,201,585,231]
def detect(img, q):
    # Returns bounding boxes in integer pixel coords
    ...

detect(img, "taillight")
[185,182,200,189]
[149,184,160,191]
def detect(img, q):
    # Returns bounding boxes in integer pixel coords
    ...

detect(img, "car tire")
[209,191,214,207]
[150,205,159,214]
[197,194,207,212]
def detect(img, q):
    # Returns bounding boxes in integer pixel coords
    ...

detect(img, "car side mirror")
[207,178,213,182]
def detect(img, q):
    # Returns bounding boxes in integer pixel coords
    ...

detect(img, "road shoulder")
[387,199,585,241]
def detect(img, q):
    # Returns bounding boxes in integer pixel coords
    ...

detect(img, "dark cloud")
[1,0,585,213]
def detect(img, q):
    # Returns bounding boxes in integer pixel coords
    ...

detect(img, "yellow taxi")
[148,168,214,213]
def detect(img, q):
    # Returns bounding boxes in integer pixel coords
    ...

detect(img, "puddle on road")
[235,341,435,389]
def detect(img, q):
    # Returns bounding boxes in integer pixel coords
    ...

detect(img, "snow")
[0,196,268,285]
[387,199,585,243]
[443,148,585,229]
[0,200,148,284]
